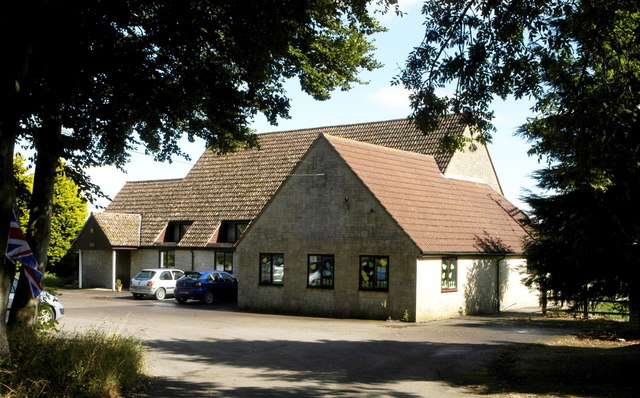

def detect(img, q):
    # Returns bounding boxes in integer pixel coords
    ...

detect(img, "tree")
[1,1,397,358]
[399,1,640,324]
[12,154,32,227]
[48,167,88,269]
[13,156,88,268]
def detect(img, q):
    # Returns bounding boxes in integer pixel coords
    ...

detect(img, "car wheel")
[175,297,187,304]
[132,293,143,299]
[204,290,215,305]
[154,288,166,300]
[38,306,55,324]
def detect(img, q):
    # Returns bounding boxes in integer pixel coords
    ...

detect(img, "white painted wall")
[416,256,539,321]
[500,258,540,310]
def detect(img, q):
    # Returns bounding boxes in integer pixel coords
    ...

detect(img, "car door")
[220,272,238,299]
[158,270,174,294]
[206,272,221,295]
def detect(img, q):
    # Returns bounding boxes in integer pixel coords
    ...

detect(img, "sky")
[84,0,543,213]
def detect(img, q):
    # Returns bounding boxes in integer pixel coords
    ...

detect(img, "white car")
[130,268,184,300]
[8,278,64,324]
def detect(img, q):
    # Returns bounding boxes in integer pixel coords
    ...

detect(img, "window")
[359,256,389,290]
[215,251,233,273]
[259,253,284,285]
[159,271,172,280]
[209,272,222,282]
[159,250,175,268]
[441,258,457,291]
[164,221,192,243]
[218,220,250,243]
[308,254,334,288]
[221,273,237,283]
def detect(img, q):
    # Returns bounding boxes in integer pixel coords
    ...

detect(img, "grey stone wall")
[81,250,113,288]
[130,248,216,275]
[236,138,421,320]
[445,126,503,194]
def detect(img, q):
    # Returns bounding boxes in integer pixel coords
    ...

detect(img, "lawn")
[465,318,640,397]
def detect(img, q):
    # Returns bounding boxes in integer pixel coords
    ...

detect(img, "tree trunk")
[0,109,18,363]
[8,117,62,327]
[0,30,31,361]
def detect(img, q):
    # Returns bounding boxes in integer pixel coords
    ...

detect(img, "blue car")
[174,270,238,304]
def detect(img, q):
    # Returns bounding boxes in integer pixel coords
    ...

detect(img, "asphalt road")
[57,288,576,397]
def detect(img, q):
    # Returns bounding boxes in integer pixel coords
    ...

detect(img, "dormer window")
[164,221,192,243]
[218,220,249,243]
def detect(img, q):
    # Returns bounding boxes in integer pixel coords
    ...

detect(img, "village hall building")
[73,116,539,321]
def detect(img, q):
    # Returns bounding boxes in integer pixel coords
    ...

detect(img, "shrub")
[41,272,75,289]
[1,326,146,397]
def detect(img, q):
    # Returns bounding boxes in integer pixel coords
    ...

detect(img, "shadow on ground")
[137,316,640,398]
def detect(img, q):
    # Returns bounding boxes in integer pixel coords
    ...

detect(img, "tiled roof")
[106,116,468,247]
[93,212,141,247]
[324,135,528,254]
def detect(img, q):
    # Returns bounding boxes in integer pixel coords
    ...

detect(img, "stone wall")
[129,248,217,275]
[445,126,503,194]
[80,250,112,288]
[236,138,421,320]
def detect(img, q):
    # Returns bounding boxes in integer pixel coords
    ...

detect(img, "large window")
[159,250,175,268]
[359,256,389,291]
[441,258,457,291]
[259,253,284,285]
[308,254,334,288]
[215,251,233,273]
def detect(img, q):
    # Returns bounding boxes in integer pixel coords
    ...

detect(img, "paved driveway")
[58,288,575,397]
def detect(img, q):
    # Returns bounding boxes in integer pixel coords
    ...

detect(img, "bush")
[1,326,146,397]
[41,272,75,289]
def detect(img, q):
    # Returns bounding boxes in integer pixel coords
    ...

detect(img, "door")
[115,250,131,288]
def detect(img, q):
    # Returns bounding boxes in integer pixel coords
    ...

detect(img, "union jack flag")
[6,210,42,298]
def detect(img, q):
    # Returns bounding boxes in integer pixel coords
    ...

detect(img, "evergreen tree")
[399,0,640,324]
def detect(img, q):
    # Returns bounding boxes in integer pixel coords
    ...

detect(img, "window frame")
[307,254,335,289]
[259,253,284,286]
[215,251,233,273]
[441,257,458,292]
[159,249,176,268]
[359,255,389,291]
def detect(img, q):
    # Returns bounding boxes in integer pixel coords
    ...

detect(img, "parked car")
[8,278,64,324]
[174,270,238,304]
[130,268,184,300]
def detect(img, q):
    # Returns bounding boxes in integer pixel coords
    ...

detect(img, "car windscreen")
[182,272,203,280]
[134,271,155,280]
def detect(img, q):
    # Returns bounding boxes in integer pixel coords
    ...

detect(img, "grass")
[1,326,147,397]
[463,318,640,397]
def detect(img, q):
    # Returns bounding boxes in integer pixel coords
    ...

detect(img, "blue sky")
[85,0,542,212]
